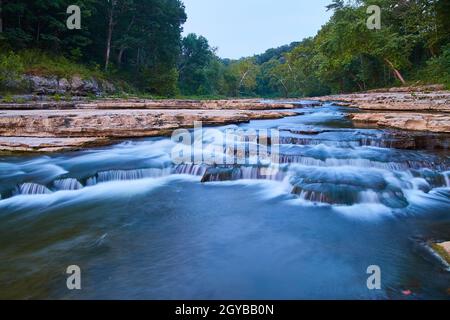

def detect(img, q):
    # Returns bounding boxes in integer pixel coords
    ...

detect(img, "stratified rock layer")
[0,99,299,152]
[349,113,450,133]
[306,85,450,132]
[0,109,296,138]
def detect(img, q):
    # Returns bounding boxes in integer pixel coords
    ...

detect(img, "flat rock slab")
[349,112,450,133]
[0,99,299,111]
[0,99,300,152]
[304,86,450,132]
[75,99,298,110]
[0,136,109,152]
[0,108,297,139]
[305,86,450,113]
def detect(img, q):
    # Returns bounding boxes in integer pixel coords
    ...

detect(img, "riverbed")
[0,102,449,299]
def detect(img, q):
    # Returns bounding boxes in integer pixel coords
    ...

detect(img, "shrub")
[422,45,450,88]
[0,52,25,91]
[18,49,104,80]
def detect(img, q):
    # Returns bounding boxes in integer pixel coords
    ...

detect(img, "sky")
[182,0,333,59]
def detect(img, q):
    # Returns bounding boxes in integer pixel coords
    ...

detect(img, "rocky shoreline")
[305,85,450,133]
[1,85,449,152]
[0,99,300,152]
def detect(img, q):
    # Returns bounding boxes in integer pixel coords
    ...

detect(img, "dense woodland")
[0,0,449,97]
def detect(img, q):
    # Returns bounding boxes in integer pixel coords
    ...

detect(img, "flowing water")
[0,102,449,299]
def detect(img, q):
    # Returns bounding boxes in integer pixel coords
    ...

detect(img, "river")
[0,102,449,299]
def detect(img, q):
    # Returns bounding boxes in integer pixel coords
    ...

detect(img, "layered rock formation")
[0,137,108,152]
[0,98,299,110]
[17,75,116,96]
[349,113,450,133]
[0,99,298,152]
[306,85,450,133]
[75,99,300,110]
[0,109,296,138]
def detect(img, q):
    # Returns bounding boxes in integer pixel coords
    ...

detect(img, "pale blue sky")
[182,0,333,59]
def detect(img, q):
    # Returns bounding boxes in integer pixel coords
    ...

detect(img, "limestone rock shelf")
[0,101,299,152]
[305,85,450,133]
[349,112,450,133]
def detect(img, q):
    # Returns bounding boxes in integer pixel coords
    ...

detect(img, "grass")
[1,94,14,103]
[16,50,105,80]
[102,92,230,101]
[0,49,112,95]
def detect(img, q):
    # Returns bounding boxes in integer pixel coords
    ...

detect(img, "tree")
[0,0,3,33]
[105,0,117,71]
[178,33,215,95]
[228,58,258,96]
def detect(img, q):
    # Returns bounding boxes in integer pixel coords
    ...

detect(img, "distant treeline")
[0,0,449,97]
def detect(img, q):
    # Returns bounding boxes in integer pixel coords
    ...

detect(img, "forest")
[0,0,449,97]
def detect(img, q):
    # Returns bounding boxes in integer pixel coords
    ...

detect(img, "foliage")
[1,0,186,96]
[420,44,450,88]
[0,0,449,96]
[0,51,24,90]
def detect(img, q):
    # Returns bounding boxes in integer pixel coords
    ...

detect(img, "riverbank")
[1,85,450,152]
[0,99,300,152]
[305,85,450,133]
[1,101,449,299]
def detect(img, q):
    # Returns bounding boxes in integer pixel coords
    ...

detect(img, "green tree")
[178,33,215,95]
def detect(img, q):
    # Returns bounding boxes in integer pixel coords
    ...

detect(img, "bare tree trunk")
[136,48,140,66]
[237,69,250,96]
[118,47,125,65]
[105,1,116,72]
[272,75,288,97]
[429,46,436,57]
[279,79,288,98]
[0,0,3,33]
[117,15,135,66]
[36,21,41,42]
[384,58,406,85]
[239,69,250,88]
[349,73,364,92]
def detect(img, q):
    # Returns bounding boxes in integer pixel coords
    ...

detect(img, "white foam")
[205,179,292,200]
[332,203,393,220]
[0,175,199,211]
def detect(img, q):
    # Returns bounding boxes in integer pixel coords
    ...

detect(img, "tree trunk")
[349,73,364,92]
[117,15,135,66]
[136,47,140,66]
[36,21,40,42]
[239,69,250,88]
[273,75,288,97]
[384,58,406,85]
[279,79,288,98]
[238,69,250,96]
[105,2,116,72]
[0,0,3,33]
[429,46,436,57]
[118,47,125,66]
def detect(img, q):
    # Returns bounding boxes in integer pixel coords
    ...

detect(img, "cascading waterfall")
[173,163,207,176]
[53,178,83,190]
[1,102,449,300]
[278,155,447,171]
[443,171,450,187]
[15,183,52,195]
[95,168,172,183]
[0,103,448,209]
